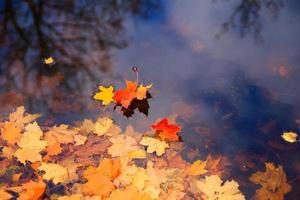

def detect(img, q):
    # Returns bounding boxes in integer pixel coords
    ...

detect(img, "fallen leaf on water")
[94,117,113,136]
[14,122,47,164]
[8,106,40,129]
[81,158,120,197]
[151,118,181,141]
[184,160,208,176]
[140,136,169,156]
[93,85,115,106]
[113,80,137,108]
[10,179,46,200]
[38,162,68,184]
[249,163,291,200]
[192,175,245,200]
[281,131,298,143]
[43,56,55,65]
[108,135,142,158]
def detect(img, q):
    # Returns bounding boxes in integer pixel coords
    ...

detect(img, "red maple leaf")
[113,80,137,108]
[151,118,181,141]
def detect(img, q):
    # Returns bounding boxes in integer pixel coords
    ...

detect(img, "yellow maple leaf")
[14,122,47,164]
[140,136,169,156]
[43,56,55,65]
[281,131,298,143]
[93,85,115,105]
[184,160,208,176]
[192,175,245,200]
[249,163,291,200]
[94,117,113,136]
[108,135,142,158]
[8,106,41,129]
[38,162,68,184]
[136,84,152,100]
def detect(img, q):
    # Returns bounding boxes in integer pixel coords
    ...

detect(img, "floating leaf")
[38,162,68,184]
[140,136,169,156]
[93,85,115,106]
[151,118,181,141]
[281,131,298,143]
[249,163,291,200]
[192,175,245,200]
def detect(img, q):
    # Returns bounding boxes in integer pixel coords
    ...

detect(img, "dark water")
[1,0,300,198]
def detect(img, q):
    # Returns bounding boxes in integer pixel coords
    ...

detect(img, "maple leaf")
[44,124,78,157]
[140,136,169,156]
[93,117,113,136]
[113,80,137,108]
[249,163,291,200]
[281,131,298,143]
[93,85,115,106]
[10,179,46,200]
[8,106,41,129]
[108,135,144,158]
[14,122,47,164]
[38,162,68,184]
[43,56,55,65]
[81,158,120,197]
[184,160,208,176]
[151,118,181,141]
[192,175,245,200]
[205,155,231,177]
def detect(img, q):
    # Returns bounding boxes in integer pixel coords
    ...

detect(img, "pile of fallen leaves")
[0,106,292,200]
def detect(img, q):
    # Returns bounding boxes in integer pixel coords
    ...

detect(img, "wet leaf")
[93,85,115,106]
[192,175,245,200]
[38,162,68,184]
[249,163,291,200]
[140,136,169,156]
[281,131,298,143]
[151,118,181,141]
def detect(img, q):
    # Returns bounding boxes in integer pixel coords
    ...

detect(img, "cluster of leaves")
[93,80,152,117]
[0,106,293,200]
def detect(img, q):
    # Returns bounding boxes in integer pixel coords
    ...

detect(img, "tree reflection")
[0,0,162,113]
[216,0,284,41]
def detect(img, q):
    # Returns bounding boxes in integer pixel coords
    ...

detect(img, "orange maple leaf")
[151,118,181,141]
[113,80,137,108]
[81,158,121,198]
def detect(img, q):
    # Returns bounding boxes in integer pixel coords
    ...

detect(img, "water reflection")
[1,0,300,199]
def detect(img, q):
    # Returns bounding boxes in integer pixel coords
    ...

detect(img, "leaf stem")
[132,66,139,85]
